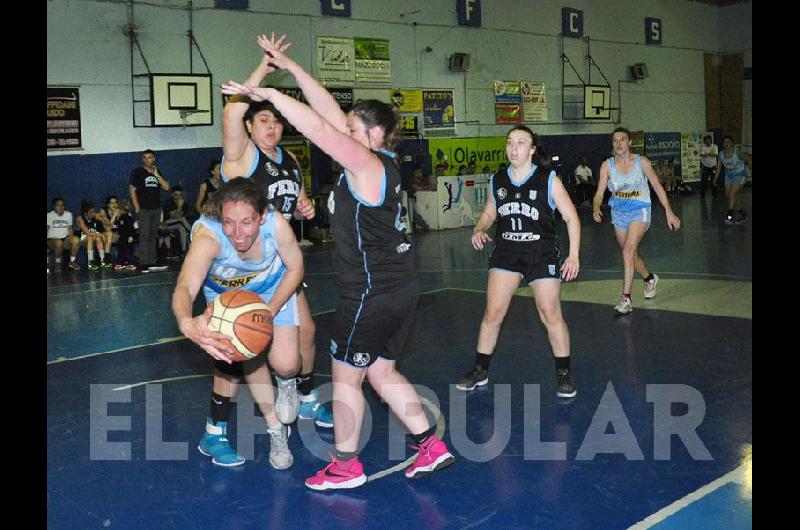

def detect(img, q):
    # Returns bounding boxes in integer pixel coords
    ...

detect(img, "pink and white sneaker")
[305,456,367,491]
[405,435,455,479]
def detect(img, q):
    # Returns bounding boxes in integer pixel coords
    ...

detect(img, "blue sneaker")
[298,389,334,428]
[197,418,245,467]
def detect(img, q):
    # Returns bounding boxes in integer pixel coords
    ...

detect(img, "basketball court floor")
[47,191,752,529]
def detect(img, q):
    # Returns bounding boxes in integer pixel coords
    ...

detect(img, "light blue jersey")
[607,155,651,213]
[720,149,747,180]
[191,213,298,326]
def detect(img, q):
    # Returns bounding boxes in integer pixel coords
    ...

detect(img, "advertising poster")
[422,90,455,137]
[354,37,391,84]
[47,86,81,150]
[494,103,523,125]
[521,81,548,122]
[428,136,507,175]
[389,89,423,112]
[644,132,683,177]
[316,36,355,85]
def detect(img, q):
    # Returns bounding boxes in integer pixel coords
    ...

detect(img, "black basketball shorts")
[488,246,561,285]
[330,278,420,368]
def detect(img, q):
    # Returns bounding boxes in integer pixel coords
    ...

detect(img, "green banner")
[428,137,507,176]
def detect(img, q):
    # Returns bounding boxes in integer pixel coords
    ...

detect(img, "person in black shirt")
[455,125,581,399]
[113,200,138,271]
[222,32,456,491]
[129,149,170,272]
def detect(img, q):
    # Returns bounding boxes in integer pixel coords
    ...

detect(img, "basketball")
[207,289,274,361]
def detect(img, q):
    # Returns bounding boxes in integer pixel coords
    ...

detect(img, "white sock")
[70,256,76,262]
[99,250,105,261]
[55,257,62,264]
[87,249,94,262]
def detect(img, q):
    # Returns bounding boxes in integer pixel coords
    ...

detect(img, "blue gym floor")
[47,190,752,529]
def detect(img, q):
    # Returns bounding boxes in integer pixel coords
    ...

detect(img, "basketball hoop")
[179,109,208,128]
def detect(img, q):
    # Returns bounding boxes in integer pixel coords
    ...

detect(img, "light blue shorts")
[725,173,747,186]
[611,206,651,231]
[260,292,299,327]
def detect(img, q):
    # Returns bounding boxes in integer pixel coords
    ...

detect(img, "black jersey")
[79,213,103,235]
[248,145,302,221]
[327,150,415,291]
[491,165,558,254]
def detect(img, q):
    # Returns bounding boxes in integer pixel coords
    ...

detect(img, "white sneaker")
[614,295,633,314]
[644,274,659,299]
[267,424,293,470]
[275,377,300,424]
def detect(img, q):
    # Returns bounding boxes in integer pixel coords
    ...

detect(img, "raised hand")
[257,32,294,71]
[221,80,272,102]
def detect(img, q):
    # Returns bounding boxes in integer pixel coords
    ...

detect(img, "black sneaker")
[455,366,489,391]
[556,368,577,398]
[735,210,748,224]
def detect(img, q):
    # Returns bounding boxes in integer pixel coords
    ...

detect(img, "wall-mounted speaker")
[448,53,471,72]
[630,63,648,80]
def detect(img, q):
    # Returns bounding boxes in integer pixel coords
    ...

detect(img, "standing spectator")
[196,159,222,216]
[699,135,719,196]
[129,149,170,273]
[160,185,193,259]
[573,155,594,207]
[47,197,79,271]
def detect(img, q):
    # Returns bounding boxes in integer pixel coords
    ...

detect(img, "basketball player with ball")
[172,178,303,470]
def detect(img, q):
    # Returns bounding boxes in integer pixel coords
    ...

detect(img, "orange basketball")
[207,289,274,362]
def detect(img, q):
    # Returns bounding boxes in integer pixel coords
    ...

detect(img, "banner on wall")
[276,87,352,136]
[644,132,682,176]
[494,80,522,103]
[389,89,422,112]
[316,36,355,85]
[354,37,391,84]
[680,132,710,182]
[436,175,489,229]
[428,136,507,175]
[521,81,548,122]
[494,103,523,125]
[422,90,455,137]
[283,143,313,191]
[47,86,82,150]
[400,115,419,138]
